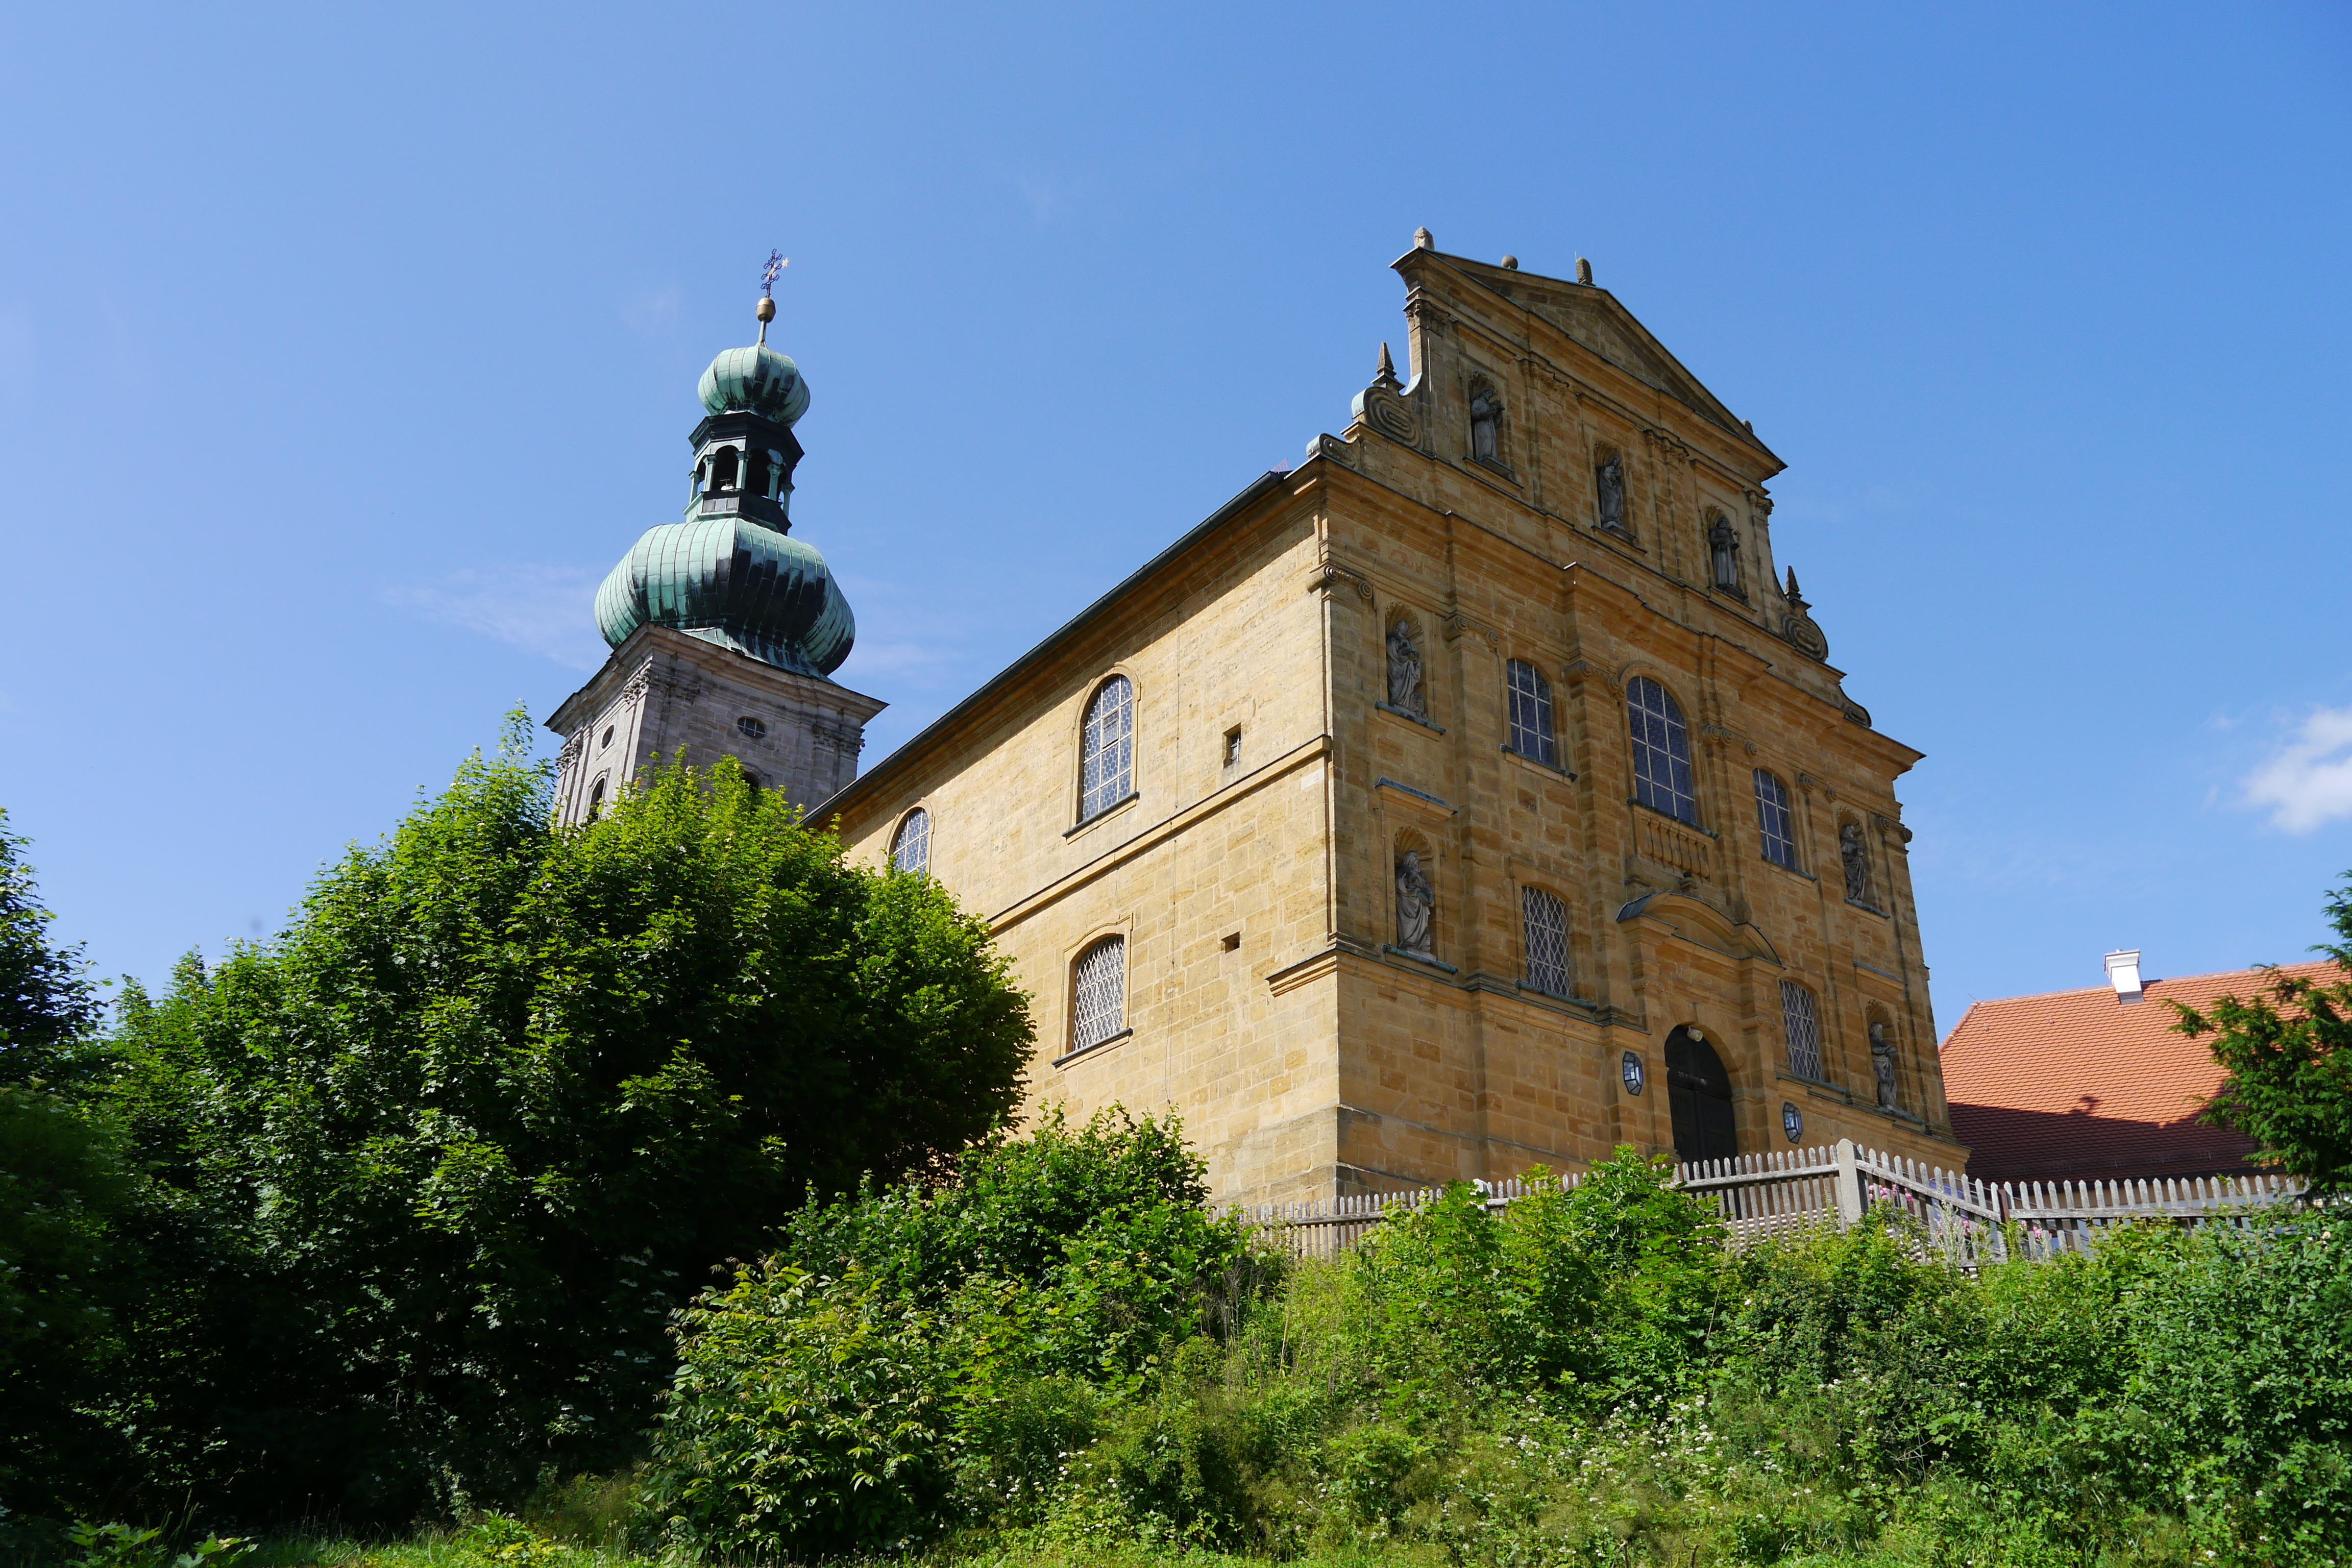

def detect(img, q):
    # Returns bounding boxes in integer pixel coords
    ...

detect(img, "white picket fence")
[1234,1140,2308,1266]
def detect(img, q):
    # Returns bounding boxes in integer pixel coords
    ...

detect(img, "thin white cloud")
[383,565,607,671]
[2243,704,2352,833]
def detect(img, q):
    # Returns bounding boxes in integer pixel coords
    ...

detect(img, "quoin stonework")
[816,236,1964,1206]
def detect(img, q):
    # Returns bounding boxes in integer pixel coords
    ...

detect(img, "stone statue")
[1595,454,1626,533]
[1840,822,1870,904]
[1708,518,1740,591]
[1395,849,1434,954]
[1469,388,1501,463]
[1386,619,1425,717]
[1869,1021,1899,1110]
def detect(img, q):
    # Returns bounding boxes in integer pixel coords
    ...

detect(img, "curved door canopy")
[1665,1024,1738,1166]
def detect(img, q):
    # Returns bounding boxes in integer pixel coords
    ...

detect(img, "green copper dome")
[595,515,853,678]
[698,344,810,426]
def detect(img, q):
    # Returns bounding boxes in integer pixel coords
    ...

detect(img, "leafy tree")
[0,808,103,1088]
[2174,874,2352,1192]
[0,814,143,1522]
[102,717,1034,1522]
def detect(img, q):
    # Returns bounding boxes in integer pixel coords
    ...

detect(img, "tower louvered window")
[891,808,931,875]
[1071,936,1128,1051]
[1079,676,1135,822]
[1522,887,1572,998]
[1627,677,1697,823]
[1753,769,1797,869]
[1506,659,1557,766]
[1780,980,1824,1082]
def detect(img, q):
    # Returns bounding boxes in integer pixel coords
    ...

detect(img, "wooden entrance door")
[1665,1024,1737,1166]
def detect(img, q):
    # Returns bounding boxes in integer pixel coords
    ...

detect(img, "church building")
[554,236,1968,1207]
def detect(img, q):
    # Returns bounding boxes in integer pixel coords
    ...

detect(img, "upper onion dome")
[595,515,853,678]
[697,343,810,426]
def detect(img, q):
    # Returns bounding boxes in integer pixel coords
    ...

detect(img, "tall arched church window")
[1665,1025,1737,1165]
[1505,659,1557,766]
[1753,769,1797,869]
[1079,675,1135,822]
[1521,887,1572,998]
[1779,980,1824,1081]
[587,775,607,821]
[891,807,931,875]
[1626,677,1697,824]
[1071,935,1127,1051]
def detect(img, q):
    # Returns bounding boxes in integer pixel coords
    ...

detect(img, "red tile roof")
[1939,960,2341,1184]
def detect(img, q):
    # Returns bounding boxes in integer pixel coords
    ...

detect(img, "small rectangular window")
[1506,659,1557,766]
[1221,931,1241,952]
[1223,726,1242,767]
[1521,886,1572,998]
[1753,769,1797,869]
[1780,980,1823,1081]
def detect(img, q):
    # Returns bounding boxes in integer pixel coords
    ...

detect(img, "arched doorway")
[1665,1024,1737,1166]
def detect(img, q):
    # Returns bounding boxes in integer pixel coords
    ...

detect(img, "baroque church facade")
[553,236,1966,1206]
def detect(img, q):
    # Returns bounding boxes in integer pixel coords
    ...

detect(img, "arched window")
[1071,935,1127,1051]
[1753,769,1797,869]
[1626,676,1697,823]
[1079,675,1135,822]
[1780,980,1824,1081]
[587,775,607,821]
[1521,886,1572,998]
[890,808,931,875]
[708,446,740,494]
[1665,1025,1737,1166]
[1505,658,1556,766]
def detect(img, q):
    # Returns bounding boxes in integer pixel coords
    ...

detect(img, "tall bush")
[96,718,1034,1523]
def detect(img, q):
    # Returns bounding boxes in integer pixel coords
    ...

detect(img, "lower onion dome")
[595,516,854,678]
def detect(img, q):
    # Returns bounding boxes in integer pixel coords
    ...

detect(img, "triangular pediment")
[1409,252,1774,460]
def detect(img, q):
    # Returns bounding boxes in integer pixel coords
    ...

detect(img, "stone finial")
[1377,341,1395,380]
[1576,256,1593,285]
[1785,567,1803,602]
[1413,227,1434,250]
[1501,254,1519,270]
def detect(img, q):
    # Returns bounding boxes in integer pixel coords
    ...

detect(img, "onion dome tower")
[547,261,885,822]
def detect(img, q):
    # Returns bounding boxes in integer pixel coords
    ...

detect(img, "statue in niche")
[1395,849,1434,954]
[1869,1020,1899,1110]
[1840,822,1871,904]
[1468,387,1502,463]
[1709,517,1742,592]
[1595,453,1627,533]
[1386,619,1426,718]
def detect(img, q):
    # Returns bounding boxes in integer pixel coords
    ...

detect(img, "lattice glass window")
[890,807,930,875]
[1753,769,1797,869]
[1780,979,1824,1081]
[1522,886,1572,998]
[1071,935,1127,1051]
[1079,675,1135,822]
[1506,658,1557,765]
[1626,676,1697,823]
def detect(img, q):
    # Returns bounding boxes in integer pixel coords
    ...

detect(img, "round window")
[1620,1051,1645,1095]
[599,726,615,750]
[1781,1101,1804,1143]
[737,716,768,740]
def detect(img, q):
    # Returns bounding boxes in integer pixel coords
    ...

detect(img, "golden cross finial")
[756,251,787,342]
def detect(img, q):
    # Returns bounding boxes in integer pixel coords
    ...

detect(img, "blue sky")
[3,2,2348,1031]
